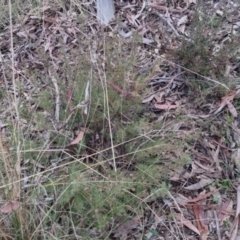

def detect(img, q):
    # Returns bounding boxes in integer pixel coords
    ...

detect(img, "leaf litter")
[0,0,240,239]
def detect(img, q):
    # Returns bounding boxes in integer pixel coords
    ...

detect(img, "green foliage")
[216,179,233,190]
[175,3,240,79]
[0,2,202,238]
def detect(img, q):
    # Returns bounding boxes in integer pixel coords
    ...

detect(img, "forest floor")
[1,0,240,239]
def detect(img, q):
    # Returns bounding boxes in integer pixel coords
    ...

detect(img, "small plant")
[212,196,219,204]
[216,179,233,190]
[223,220,231,229]
[175,3,240,79]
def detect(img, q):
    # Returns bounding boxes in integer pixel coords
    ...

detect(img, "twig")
[147,77,184,87]
[143,72,185,101]
[148,2,187,14]
[214,210,221,240]
[49,69,60,123]
[108,82,130,98]
[155,12,181,37]
[9,0,21,201]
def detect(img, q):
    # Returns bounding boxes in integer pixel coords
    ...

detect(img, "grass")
[1,0,240,239]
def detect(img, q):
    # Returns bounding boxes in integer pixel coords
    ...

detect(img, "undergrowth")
[0,6,192,240]
[176,2,240,82]
[1,0,239,239]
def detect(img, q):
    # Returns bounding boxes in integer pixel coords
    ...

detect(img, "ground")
[0,0,240,239]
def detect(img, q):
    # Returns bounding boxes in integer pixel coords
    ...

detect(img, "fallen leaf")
[114,216,140,238]
[211,145,222,171]
[175,194,189,205]
[214,90,237,115]
[184,178,214,190]
[218,199,233,225]
[177,15,188,26]
[70,129,85,145]
[142,94,155,103]
[226,100,238,117]
[193,204,209,240]
[188,188,221,203]
[1,201,21,214]
[108,82,129,97]
[175,213,200,236]
[154,103,178,110]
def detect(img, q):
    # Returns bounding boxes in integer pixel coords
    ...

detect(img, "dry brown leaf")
[184,178,214,190]
[211,144,222,171]
[175,194,189,205]
[214,90,237,115]
[70,129,85,145]
[193,204,209,240]
[226,100,238,117]
[187,188,221,203]
[114,216,140,238]
[1,201,21,214]
[194,160,215,172]
[142,94,155,103]
[174,213,200,236]
[154,103,178,110]
[108,82,129,98]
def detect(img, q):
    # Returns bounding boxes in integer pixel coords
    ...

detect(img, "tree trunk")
[96,0,115,25]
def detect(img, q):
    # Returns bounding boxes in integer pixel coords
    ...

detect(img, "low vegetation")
[0,0,240,239]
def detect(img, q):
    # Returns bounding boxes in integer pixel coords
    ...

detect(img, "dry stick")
[143,71,184,100]
[155,12,181,38]
[214,210,221,240]
[99,38,117,172]
[148,3,187,14]
[103,72,117,172]
[49,69,60,123]
[8,0,21,201]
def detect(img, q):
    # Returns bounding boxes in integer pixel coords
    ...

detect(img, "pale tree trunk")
[96,0,115,25]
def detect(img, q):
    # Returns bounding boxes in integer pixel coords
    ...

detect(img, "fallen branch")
[49,69,60,123]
